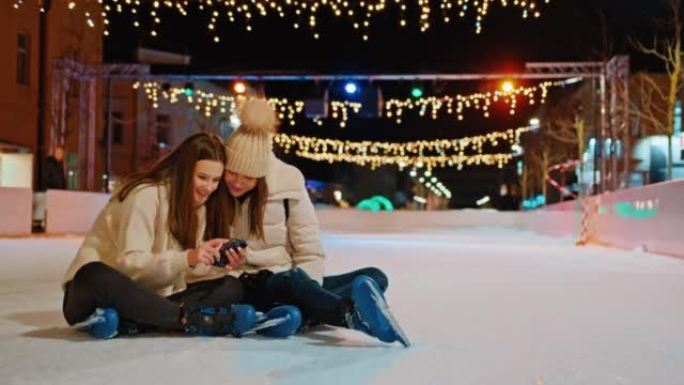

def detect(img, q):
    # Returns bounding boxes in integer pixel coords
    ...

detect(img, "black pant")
[62,262,243,331]
[241,267,388,327]
[322,267,388,299]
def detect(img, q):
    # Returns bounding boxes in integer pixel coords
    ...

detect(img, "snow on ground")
[2,225,684,385]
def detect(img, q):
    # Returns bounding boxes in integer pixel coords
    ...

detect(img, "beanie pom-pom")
[238,98,278,134]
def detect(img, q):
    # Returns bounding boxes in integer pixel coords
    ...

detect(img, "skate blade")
[247,316,289,333]
[72,314,105,330]
[368,285,412,348]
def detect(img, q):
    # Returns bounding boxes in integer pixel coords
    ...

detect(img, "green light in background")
[357,199,381,212]
[613,202,657,219]
[356,195,394,212]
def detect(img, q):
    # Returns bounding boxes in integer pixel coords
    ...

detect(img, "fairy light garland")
[136,81,561,125]
[13,0,552,40]
[411,168,452,198]
[330,101,362,128]
[385,81,558,123]
[137,81,237,116]
[273,126,530,170]
[274,127,530,157]
[293,151,514,170]
[134,81,306,124]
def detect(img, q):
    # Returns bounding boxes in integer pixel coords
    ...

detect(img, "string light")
[140,81,353,126]
[233,81,247,94]
[273,126,531,171]
[385,80,560,123]
[292,151,515,171]
[330,100,362,128]
[135,81,307,123]
[13,0,552,40]
[411,169,452,198]
[137,80,562,125]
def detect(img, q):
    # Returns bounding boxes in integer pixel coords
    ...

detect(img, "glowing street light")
[501,81,514,93]
[233,81,247,94]
[344,82,358,95]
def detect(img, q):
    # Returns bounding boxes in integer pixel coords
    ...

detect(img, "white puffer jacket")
[62,183,209,296]
[227,155,325,283]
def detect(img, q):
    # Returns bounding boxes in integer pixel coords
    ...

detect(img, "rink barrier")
[316,208,582,239]
[579,179,683,258]
[45,190,110,233]
[317,209,517,232]
[318,179,683,258]
[0,187,32,234]
[2,181,682,258]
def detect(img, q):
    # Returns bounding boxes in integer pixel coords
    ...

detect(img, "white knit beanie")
[225,98,277,178]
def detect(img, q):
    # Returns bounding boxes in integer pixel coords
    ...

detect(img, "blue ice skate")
[350,275,411,347]
[74,307,119,340]
[182,304,257,337]
[250,305,302,338]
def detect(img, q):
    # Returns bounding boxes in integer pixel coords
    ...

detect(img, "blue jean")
[322,267,388,298]
[242,267,388,327]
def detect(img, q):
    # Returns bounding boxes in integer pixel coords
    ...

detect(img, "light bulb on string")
[12,1,553,41]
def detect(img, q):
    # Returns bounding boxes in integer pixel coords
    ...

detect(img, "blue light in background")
[344,82,358,95]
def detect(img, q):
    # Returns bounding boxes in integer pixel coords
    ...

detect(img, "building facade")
[0,1,104,190]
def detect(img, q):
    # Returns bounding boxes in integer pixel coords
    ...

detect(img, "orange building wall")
[46,2,105,191]
[0,1,104,190]
[0,2,40,149]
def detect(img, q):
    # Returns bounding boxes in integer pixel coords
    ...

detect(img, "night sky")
[103,0,679,207]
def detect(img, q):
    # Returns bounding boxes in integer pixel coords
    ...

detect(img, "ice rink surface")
[2,225,684,385]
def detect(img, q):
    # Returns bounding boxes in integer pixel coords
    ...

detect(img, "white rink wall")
[1,180,682,258]
[44,190,110,233]
[317,179,684,258]
[0,187,32,234]
[581,180,684,258]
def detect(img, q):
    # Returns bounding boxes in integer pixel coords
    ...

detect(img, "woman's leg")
[322,267,388,299]
[167,276,243,307]
[62,262,183,330]
[264,268,348,327]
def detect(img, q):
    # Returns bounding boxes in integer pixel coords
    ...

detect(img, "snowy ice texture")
[2,224,684,384]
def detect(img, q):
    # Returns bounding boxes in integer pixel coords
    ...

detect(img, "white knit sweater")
[62,183,213,296]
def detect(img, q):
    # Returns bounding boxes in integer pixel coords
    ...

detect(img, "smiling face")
[192,160,225,205]
[224,170,258,198]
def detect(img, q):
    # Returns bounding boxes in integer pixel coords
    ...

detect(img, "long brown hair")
[116,133,229,249]
[225,178,268,240]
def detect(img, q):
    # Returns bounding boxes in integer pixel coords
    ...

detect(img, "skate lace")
[345,308,371,333]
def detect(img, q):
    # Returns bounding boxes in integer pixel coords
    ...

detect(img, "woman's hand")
[224,246,246,270]
[187,238,227,267]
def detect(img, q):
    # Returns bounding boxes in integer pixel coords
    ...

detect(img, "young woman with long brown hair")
[61,133,256,339]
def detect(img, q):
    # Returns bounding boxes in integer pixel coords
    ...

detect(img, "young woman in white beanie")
[61,133,258,339]
[222,98,409,347]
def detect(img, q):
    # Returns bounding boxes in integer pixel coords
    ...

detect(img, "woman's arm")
[113,186,191,289]
[286,184,325,283]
